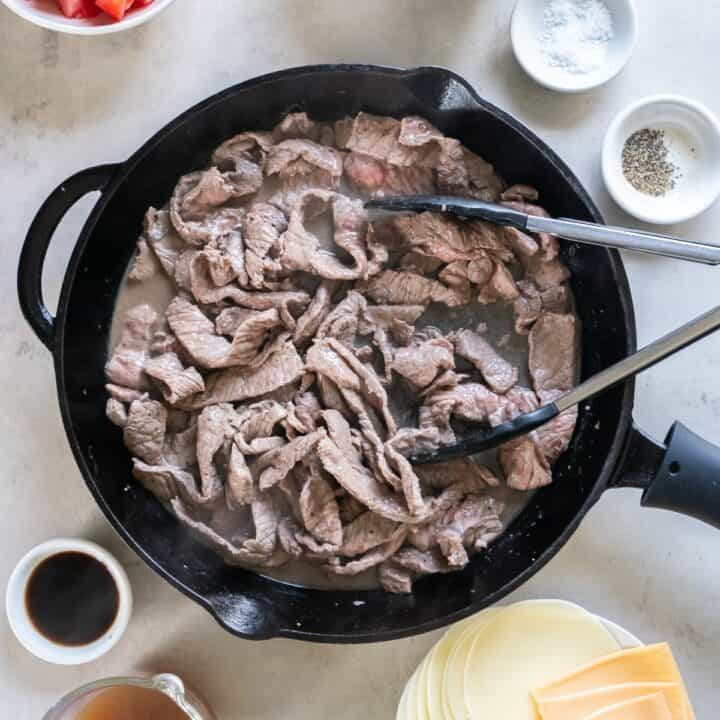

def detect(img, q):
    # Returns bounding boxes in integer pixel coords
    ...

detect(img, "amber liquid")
[72,686,189,720]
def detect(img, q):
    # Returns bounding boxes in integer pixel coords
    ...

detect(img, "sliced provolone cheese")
[532,643,693,720]
[464,600,620,720]
[402,665,421,720]
[396,674,411,720]
[583,692,672,720]
[424,613,487,720]
[441,609,500,720]
[414,651,432,720]
[537,682,683,720]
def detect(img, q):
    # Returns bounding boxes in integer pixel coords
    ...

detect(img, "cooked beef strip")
[123,399,167,465]
[293,279,340,346]
[299,466,343,546]
[178,338,304,409]
[477,261,520,304]
[132,460,211,508]
[106,398,128,428]
[196,404,235,502]
[171,498,288,568]
[170,168,259,246]
[391,336,455,390]
[109,112,579,593]
[339,511,399,557]
[267,139,343,193]
[415,459,500,491]
[188,251,309,322]
[105,304,158,390]
[166,296,282,369]
[226,443,255,508]
[499,436,551,490]
[307,338,397,436]
[106,384,148,404]
[357,303,425,379]
[452,329,518,393]
[128,238,157,281]
[391,213,511,264]
[325,526,408,576]
[360,270,470,307]
[141,208,186,279]
[212,131,274,171]
[316,290,367,345]
[513,280,572,335]
[144,352,205,405]
[344,153,436,198]
[528,312,578,394]
[535,388,578,463]
[273,112,335,145]
[243,202,288,289]
[276,189,368,280]
[317,437,418,523]
[256,430,327,491]
[501,199,558,261]
[500,184,540,202]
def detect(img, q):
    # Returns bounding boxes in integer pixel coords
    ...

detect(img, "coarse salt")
[539,0,614,75]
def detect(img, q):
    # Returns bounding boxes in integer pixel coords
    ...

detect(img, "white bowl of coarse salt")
[511,0,638,92]
[603,95,720,224]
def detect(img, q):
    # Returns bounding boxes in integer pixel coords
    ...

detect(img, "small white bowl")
[602,94,720,224]
[511,0,638,93]
[6,538,133,665]
[1,0,176,35]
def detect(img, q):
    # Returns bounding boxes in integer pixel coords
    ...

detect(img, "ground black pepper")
[621,128,680,197]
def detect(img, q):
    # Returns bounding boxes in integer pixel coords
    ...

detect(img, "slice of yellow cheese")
[582,692,672,720]
[463,601,620,720]
[536,682,684,720]
[531,643,694,720]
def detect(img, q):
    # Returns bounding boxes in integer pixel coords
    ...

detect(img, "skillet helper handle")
[641,422,720,529]
[17,164,118,351]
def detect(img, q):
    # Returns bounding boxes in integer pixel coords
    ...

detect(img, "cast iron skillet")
[17,65,720,643]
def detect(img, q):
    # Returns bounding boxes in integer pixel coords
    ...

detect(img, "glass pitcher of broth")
[43,674,214,720]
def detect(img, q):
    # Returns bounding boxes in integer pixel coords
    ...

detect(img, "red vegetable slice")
[94,0,134,20]
[56,0,101,18]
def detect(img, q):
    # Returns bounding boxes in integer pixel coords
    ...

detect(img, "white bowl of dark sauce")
[5,538,132,665]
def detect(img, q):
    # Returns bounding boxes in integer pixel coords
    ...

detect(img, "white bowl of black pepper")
[602,94,720,224]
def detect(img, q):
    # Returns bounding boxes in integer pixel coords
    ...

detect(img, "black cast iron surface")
[19,65,639,642]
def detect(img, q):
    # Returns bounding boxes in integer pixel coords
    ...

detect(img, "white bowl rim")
[6,538,133,665]
[510,0,639,93]
[602,93,720,224]
[0,0,176,35]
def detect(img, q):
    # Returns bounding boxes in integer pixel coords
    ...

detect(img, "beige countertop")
[1,1,719,717]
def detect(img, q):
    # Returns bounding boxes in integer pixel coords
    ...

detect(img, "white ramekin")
[1,0,177,35]
[6,538,133,665]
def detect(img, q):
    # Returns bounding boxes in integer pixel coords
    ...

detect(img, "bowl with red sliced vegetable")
[2,0,176,34]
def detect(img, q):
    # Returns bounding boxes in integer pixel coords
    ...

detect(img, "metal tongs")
[364,195,720,463]
[366,195,720,265]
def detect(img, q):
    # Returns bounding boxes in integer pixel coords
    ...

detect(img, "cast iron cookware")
[17,65,720,642]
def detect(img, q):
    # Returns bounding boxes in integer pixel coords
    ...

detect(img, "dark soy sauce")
[25,552,119,646]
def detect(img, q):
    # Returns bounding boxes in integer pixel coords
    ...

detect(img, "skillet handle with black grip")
[615,423,720,529]
[17,164,119,351]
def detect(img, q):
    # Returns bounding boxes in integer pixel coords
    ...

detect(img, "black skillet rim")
[50,64,637,642]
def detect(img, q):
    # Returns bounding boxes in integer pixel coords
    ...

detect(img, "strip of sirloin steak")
[106,113,578,593]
